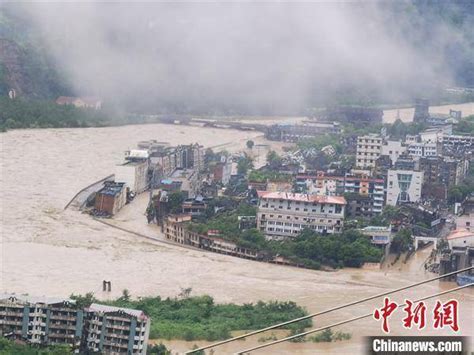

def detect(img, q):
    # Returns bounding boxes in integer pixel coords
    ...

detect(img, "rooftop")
[0,293,76,306]
[88,303,148,320]
[99,182,125,196]
[257,191,346,205]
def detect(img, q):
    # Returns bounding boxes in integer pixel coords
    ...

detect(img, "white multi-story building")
[356,134,383,168]
[407,142,440,157]
[381,140,406,165]
[115,160,149,194]
[386,170,424,206]
[257,191,346,240]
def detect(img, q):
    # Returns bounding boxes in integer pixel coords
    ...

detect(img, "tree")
[237,153,254,175]
[179,287,193,299]
[148,343,171,355]
[266,150,282,169]
[70,292,96,308]
[390,229,413,253]
[119,289,131,302]
[168,191,185,214]
[246,140,255,149]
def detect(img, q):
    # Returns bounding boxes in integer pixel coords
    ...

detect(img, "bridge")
[413,235,441,250]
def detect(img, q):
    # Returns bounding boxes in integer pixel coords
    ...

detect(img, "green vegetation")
[248,170,291,183]
[70,291,311,342]
[447,164,474,204]
[237,153,254,175]
[148,343,172,354]
[307,328,352,343]
[453,115,474,135]
[266,150,283,169]
[297,134,342,153]
[167,191,187,214]
[269,228,383,269]
[187,197,383,268]
[0,97,122,131]
[386,119,427,140]
[390,229,413,253]
[0,338,72,355]
[188,202,266,251]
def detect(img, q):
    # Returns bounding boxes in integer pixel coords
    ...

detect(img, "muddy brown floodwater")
[0,123,472,354]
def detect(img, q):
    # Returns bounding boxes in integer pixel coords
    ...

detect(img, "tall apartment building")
[0,295,150,354]
[257,191,346,240]
[356,134,383,169]
[296,173,385,215]
[84,304,150,355]
[386,169,424,206]
[0,295,83,350]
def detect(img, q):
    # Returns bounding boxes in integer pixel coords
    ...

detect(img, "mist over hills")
[1,1,473,115]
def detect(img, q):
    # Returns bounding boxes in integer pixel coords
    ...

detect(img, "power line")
[236,283,473,354]
[185,266,473,354]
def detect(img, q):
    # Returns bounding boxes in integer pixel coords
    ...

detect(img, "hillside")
[0,7,71,99]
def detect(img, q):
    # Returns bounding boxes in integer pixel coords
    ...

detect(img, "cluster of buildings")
[93,141,206,216]
[88,100,472,266]
[160,105,472,255]
[0,294,149,354]
[439,196,474,285]
[354,124,471,205]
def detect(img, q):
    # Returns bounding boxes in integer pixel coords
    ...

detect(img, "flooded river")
[0,123,472,354]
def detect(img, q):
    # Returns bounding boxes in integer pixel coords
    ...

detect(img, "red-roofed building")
[257,191,347,240]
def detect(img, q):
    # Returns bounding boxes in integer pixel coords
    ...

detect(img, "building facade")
[359,226,392,245]
[84,304,150,355]
[115,160,149,194]
[407,142,440,157]
[419,156,469,188]
[356,134,383,168]
[0,295,149,354]
[256,191,346,240]
[296,172,384,215]
[381,140,406,165]
[0,295,83,349]
[94,182,127,215]
[386,169,424,206]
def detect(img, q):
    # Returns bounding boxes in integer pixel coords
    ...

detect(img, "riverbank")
[1,123,472,354]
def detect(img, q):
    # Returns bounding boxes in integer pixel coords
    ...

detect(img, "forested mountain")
[0,8,71,99]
